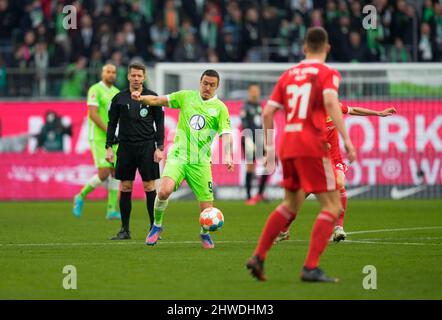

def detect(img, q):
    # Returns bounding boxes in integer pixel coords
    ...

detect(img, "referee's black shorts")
[115,140,160,182]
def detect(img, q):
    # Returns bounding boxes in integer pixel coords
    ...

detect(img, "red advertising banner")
[0,100,441,200]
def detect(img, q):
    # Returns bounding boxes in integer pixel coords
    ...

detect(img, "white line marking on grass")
[358,237,442,241]
[0,240,307,247]
[1,227,441,248]
[347,226,442,236]
[345,240,442,246]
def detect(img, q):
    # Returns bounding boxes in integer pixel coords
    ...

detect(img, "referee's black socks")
[120,191,132,232]
[145,190,156,230]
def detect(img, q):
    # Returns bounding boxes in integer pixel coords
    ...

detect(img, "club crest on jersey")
[140,108,148,118]
[208,108,218,116]
[190,114,206,131]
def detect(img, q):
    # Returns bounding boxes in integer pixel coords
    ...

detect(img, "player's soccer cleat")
[245,194,265,206]
[111,229,131,240]
[200,233,215,249]
[106,211,121,220]
[246,255,266,281]
[274,231,290,243]
[333,226,347,242]
[146,225,163,246]
[300,267,339,283]
[72,194,84,218]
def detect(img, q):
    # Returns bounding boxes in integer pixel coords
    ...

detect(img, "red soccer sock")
[254,205,297,260]
[336,188,347,228]
[304,211,337,269]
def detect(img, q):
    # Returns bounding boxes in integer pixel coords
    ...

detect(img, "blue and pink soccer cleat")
[72,194,84,218]
[146,225,163,246]
[106,211,121,220]
[200,233,215,249]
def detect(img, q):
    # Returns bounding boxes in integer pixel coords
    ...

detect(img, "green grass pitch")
[0,199,441,300]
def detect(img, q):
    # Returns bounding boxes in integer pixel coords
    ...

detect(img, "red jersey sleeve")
[322,69,341,97]
[268,73,285,109]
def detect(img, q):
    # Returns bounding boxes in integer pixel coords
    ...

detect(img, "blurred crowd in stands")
[0,0,441,97]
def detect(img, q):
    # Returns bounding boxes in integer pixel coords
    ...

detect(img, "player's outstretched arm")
[349,106,397,117]
[324,93,356,163]
[131,91,169,107]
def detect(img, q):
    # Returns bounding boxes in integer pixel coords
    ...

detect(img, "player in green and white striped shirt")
[73,64,121,220]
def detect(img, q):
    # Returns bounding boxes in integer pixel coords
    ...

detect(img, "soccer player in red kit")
[246,27,356,283]
[328,103,397,241]
[275,103,397,243]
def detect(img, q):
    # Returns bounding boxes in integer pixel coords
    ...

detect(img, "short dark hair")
[248,83,260,89]
[200,69,220,83]
[128,62,146,74]
[304,27,329,53]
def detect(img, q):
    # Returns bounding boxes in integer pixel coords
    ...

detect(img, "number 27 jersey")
[268,60,341,159]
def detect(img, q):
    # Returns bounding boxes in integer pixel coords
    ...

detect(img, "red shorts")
[281,157,338,194]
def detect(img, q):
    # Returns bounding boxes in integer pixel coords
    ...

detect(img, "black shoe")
[300,266,339,283]
[111,229,131,240]
[246,255,266,281]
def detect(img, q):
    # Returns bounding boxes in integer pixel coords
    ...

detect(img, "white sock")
[89,174,103,187]
[107,177,120,191]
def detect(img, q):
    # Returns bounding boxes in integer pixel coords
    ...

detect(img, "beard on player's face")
[105,75,116,85]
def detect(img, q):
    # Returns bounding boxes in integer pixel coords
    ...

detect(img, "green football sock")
[79,175,102,199]
[200,227,209,235]
[154,196,169,226]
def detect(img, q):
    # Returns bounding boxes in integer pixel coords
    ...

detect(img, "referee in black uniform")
[106,62,164,240]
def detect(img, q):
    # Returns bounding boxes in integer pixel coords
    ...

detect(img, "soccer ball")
[200,207,224,232]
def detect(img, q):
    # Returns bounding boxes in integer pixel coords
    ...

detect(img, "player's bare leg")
[333,170,347,242]
[301,190,341,283]
[247,189,302,281]
[275,192,315,243]
[146,177,175,245]
[199,201,215,249]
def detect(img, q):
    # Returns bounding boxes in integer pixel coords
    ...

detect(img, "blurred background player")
[73,64,121,220]
[132,70,234,249]
[36,110,72,152]
[276,103,397,243]
[106,62,164,240]
[246,27,356,283]
[241,83,268,205]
